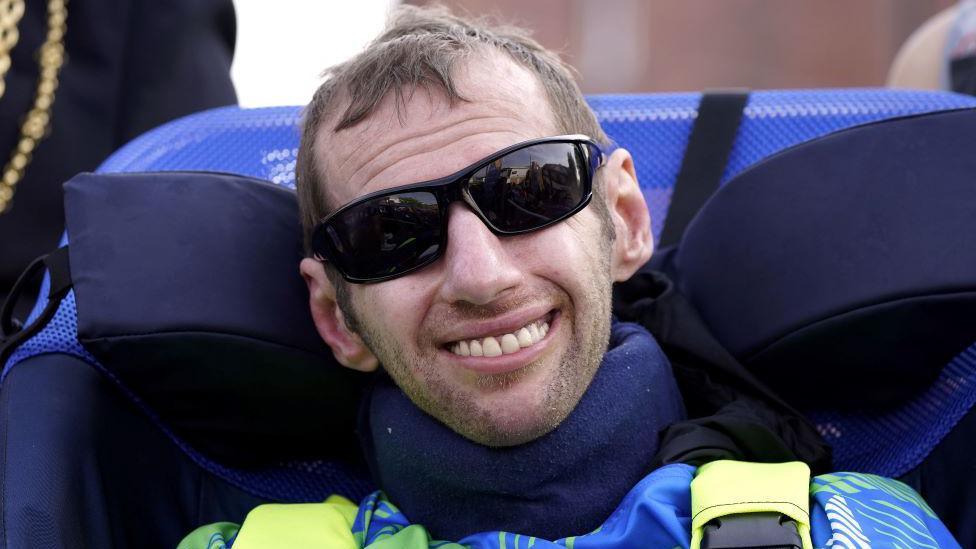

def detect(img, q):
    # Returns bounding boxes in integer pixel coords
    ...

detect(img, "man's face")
[305,54,626,446]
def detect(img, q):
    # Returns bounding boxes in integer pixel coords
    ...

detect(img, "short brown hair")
[295,4,610,253]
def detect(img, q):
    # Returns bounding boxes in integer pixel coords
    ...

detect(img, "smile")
[448,314,551,357]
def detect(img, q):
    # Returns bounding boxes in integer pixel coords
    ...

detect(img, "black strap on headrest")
[0,246,72,366]
[658,89,750,248]
[951,55,976,96]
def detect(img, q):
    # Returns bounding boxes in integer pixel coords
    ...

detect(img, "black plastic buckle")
[701,512,803,549]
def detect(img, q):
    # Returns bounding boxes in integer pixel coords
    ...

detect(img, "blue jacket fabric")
[188,463,959,548]
[347,464,960,549]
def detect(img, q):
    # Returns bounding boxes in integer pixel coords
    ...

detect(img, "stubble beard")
[339,195,618,447]
[342,269,613,448]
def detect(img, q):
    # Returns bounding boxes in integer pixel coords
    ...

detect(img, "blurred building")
[408,0,955,92]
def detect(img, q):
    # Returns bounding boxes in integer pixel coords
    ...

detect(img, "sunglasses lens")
[315,139,599,282]
[321,191,442,280]
[466,142,588,232]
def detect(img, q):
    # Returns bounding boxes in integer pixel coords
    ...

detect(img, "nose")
[436,203,522,306]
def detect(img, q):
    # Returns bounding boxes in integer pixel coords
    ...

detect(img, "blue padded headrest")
[63,171,367,464]
[9,89,976,483]
[673,108,976,409]
[96,90,976,244]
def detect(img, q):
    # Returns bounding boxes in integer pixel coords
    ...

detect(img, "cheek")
[556,212,609,266]
[354,281,418,332]
[561,217,615,306]
[516,215,609,292]
[353,280,433,344]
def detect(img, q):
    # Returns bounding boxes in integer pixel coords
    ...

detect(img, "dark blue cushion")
[64,171,368,464]
[672,108,976,477]
[675,109,976,407]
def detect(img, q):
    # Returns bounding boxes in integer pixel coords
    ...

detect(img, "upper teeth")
[450,319,550,357]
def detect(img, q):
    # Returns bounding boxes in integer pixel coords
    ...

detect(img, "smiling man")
[175,6,967,549]
[297,36,650,450]
[283,10,700,539]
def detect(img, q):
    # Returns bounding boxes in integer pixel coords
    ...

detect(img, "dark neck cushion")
[360,320,685,541]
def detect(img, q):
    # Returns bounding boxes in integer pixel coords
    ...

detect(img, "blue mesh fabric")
[809,344,976,476]
[101,91,976,241]
[6,89,976,500]
[0,289,374,503]
[590,89,976,238]
[3,291,92,373]
[97,106,303,184]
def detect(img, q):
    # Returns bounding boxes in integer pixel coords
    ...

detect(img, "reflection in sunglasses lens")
[328,191,441,279]
[467,143,585,232]
[317,140,595,282]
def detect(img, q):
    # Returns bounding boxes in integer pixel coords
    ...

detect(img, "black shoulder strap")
[0,246,73,367]
[658,89,750,248]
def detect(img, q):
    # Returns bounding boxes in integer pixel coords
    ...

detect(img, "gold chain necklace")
[0,0,67,214]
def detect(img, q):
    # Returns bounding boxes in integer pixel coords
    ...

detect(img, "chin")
[451,388,575,447]
[456,352,599,446]
[457,415,561,447]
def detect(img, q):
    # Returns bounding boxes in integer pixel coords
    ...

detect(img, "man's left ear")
[602,148,653,281]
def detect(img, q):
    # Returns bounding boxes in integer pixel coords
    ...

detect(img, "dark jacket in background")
[0,0,238,316]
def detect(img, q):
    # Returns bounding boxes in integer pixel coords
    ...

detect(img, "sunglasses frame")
[312,134,606,283]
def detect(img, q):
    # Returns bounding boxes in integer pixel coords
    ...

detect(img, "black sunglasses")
[311,135,605,283]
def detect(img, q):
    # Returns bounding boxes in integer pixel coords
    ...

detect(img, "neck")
[359,320,685,541]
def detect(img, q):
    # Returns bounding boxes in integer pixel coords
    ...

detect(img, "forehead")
[316,52,560,209]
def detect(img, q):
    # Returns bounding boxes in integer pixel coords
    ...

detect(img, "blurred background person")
[400,0,955,92]
[232,1,960,101]
[0,0,236,320]
[888,0,976,94]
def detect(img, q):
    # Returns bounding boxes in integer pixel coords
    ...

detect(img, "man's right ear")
[299,258,379,372]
